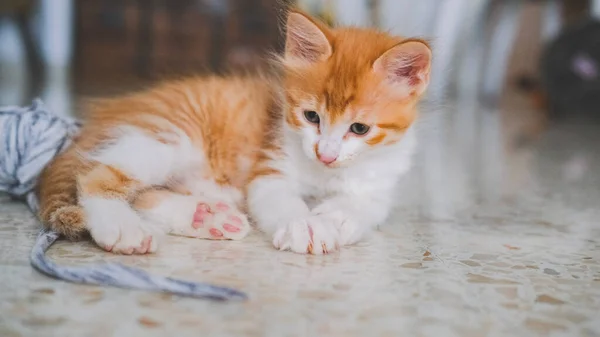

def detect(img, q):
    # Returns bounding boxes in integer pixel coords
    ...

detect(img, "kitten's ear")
[373,40,432,96]
[284,12,332,65]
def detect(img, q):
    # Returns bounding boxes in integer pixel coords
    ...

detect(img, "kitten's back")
[37,75,281,238]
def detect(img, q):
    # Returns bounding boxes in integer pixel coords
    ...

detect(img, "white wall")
[592,0,600,19]
[0,22,25,63]
[380,0,438,36]
[333,0,369,26]
[39,0,74,67]
[0,0,74,113]
[0,0,73,66]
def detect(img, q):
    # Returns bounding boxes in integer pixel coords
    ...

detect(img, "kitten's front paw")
[273,216,339,255]
[311,207,363,246]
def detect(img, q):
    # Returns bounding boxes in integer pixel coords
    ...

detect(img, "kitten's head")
[281,11,431,168]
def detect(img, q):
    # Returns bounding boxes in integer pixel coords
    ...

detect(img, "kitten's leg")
[247,173,339,255]
[133,184,251,241]
[78,164,157,254]
[78,129,183,254]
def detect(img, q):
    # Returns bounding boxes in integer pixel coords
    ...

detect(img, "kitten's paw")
[273,216,339,255]
[311,207,363,246]
[177,200,251,241]
[85,200,158,255]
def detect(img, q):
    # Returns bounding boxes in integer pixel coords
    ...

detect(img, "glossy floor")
[1,96,599,337]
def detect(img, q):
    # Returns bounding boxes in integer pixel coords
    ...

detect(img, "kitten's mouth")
[316,153,338,167]
[318,160,341,169]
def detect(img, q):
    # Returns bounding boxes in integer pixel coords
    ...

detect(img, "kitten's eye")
[304,110,320,124]
[350,123,370,135]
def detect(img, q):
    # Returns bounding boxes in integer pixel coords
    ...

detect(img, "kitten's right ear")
[284,12,332,65]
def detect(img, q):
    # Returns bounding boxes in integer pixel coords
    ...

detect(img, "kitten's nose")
[317,153,338,165]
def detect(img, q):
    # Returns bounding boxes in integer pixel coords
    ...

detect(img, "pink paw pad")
[222,215,243,233]
[209,228,224,238]
[215,202,230,212]
[228,215,243,225]
[192,203,212,229]
[179,199,250,241]
[223,223,241,233]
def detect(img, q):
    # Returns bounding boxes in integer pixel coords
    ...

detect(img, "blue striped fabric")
[0,100,247,301]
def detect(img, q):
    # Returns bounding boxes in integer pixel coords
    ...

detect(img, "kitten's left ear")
[373,40,432,97]
[284,12,332,66]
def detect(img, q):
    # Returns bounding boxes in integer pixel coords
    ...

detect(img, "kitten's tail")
[37,149,88,239]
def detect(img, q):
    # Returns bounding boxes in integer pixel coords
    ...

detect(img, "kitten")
[36,10,431,255]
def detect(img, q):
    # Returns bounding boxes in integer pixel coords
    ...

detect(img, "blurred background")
[1,0,600,215]
[0,0,597,118]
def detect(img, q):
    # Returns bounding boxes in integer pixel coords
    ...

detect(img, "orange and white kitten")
[37,11,431,255]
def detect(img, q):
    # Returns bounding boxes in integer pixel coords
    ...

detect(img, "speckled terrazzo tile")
[1,213,599,337]
[0,197,40,266]
[2,104,600,336]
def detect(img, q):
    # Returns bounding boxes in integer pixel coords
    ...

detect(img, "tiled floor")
[1,93,600,337]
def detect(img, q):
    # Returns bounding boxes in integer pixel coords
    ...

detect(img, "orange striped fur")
[37,75,281,239]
